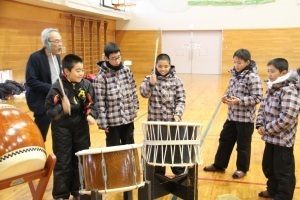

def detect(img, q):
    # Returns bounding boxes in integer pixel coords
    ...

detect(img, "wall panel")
[116,30,161,74]
[222,28,300,76]
[1,1,300,83]
[0,0,115,82]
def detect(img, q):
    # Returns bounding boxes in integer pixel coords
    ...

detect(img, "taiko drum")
[0,104,47,181]
[76,144,143,192]
[142,121,203,167]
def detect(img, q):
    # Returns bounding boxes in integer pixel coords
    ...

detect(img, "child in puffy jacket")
[45,54,98,200]
[256,58,300,200]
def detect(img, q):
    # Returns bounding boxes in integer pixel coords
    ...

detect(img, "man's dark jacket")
[25,47,61,115]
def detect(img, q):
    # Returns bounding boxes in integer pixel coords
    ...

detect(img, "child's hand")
[223,95,239,106]
[257,127,266,135]
[174,115,181,122]
[228,96,239,105]
[87,115,95,125]
[61,96,71,115]
[150,73,157,85]
[221,95,228,103]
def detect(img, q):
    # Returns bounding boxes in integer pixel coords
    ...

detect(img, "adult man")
[25,28,63,141]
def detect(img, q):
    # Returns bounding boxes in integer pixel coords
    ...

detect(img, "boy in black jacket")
[45,54,98,200]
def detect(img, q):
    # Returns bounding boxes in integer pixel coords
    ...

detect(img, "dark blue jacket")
[25,47,61,115]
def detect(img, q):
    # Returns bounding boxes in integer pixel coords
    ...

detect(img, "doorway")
[162,30,222,74]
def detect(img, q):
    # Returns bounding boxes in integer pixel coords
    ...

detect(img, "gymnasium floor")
[0,74,299,200]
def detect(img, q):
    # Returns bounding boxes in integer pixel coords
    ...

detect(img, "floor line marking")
[198,177,300,189]
[200,91,226,146]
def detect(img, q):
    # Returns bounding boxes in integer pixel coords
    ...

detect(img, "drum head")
[0,104,46,181]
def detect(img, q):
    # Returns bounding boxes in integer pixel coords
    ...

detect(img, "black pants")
[105,122,135,146]
[52,118,90,199]
[34,112,51,142]
[155,166,185,176]
[214,120,254,172]
[263,143,295,200]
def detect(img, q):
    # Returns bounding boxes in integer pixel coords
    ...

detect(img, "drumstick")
[50,53,66,97]
[50,53,71,115]
[153,29,161,73]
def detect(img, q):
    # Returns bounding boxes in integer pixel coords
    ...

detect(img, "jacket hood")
[97,60,105,67]
[97,61,124,72]
[287,69,300,83]
[267,70,300,90]
[267,80,300,96]
[228,60,258,75]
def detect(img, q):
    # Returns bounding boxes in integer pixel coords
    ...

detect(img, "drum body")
[76,144,144,193]
[142,121,203,167]
[0,104,46,181]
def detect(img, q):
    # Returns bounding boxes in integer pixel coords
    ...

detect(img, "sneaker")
[232,170,246,179]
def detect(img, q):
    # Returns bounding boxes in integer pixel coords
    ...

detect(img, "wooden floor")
[1,73,300,200]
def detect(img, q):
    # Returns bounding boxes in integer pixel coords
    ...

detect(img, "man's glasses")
[108,55,122,61]
[49,39,63,44]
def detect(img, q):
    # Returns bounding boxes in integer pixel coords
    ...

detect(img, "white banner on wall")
[188,0,275,6]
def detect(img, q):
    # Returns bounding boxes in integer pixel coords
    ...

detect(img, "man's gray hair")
[41,28,59,45]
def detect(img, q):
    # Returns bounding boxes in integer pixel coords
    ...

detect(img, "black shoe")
[80,194,91,200]
[258,190,273,198]
[203,164,225,172]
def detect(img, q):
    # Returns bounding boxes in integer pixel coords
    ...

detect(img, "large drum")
[142,121,203,167]
[0,104,47,181]
[76,144,144,194]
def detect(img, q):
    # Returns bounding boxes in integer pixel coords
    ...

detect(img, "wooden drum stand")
[0,154,56,200]
[138,163,198,200]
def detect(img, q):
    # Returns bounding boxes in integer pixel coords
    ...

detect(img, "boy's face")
[267,65,287,82]
[64,62,84,83]
[106,52,122,67]
[233,56,250,72]
[156,60,171,75]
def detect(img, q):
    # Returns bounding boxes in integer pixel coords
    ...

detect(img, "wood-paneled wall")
[222,28,300,75]
[0,0,116,83]
[1,0,300,84]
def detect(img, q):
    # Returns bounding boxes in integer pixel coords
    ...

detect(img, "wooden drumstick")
[50,53,71,115]
[50,54,65,96]
[153,38,159,73]
[153,29,161,73]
